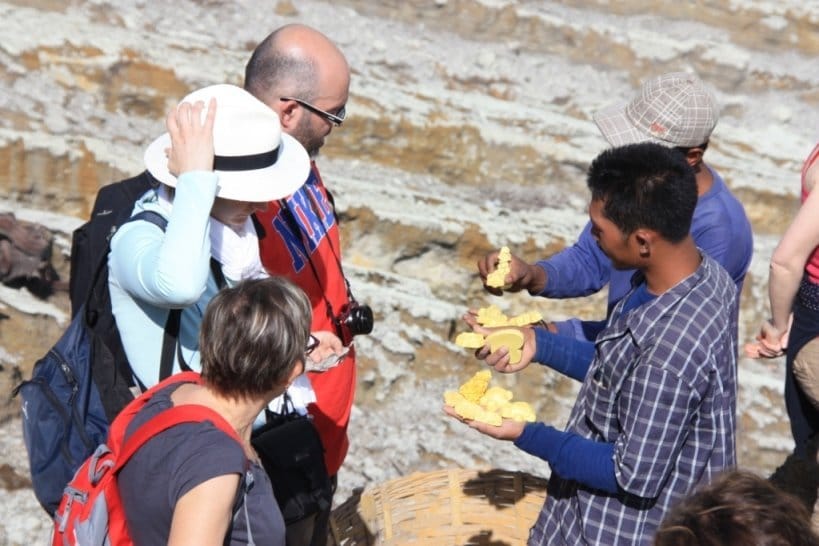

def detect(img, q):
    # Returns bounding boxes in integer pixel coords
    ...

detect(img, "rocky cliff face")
[1,0,818,543]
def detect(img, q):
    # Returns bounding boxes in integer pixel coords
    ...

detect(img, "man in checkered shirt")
[450,142,737,545]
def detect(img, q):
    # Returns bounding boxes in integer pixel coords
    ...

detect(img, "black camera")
[334,301,374,346]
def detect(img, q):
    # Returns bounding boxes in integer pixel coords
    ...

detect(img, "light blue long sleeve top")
[108,171,220,388]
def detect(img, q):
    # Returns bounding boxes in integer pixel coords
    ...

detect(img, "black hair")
[587,142,697,243]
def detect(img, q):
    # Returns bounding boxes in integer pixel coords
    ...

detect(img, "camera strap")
[278,193,357,324]
[304,187,353,298]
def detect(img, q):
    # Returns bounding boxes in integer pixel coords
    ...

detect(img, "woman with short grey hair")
[118,276,314,545]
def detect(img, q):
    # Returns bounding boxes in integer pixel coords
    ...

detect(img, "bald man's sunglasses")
[280,97,346,127]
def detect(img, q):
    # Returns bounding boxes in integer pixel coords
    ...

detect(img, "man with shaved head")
[245,24,360,546]
[246,24,350,158]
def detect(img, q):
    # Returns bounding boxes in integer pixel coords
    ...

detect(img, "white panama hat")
[144,84,310,202]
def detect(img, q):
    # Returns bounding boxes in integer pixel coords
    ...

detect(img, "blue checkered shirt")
[528,254,738,546]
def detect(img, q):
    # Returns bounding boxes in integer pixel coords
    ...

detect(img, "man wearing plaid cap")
[477,72,753,343]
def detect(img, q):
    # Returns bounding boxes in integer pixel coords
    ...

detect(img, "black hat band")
[213,146,280,171]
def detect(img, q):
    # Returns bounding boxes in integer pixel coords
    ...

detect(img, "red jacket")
[255,163,355,476]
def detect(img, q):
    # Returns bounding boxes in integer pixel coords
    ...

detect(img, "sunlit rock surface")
[1,0,818,542]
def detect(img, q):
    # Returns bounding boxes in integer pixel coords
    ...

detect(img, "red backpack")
[51,371,243,546]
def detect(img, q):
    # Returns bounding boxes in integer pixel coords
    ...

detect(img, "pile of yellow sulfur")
[444,370,536,426]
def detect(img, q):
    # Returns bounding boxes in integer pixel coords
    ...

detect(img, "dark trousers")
[285,475,337,546]
[786,300,819,458]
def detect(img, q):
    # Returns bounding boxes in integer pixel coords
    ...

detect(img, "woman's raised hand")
[166,98,216,177]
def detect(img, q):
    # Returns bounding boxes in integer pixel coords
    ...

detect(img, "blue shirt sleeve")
[551,318,585,340]
[514,422,618,494]
[537,222,613,299]
[689,171,753,295]
[579,319,607,341]
[533,328,596,381]
[551,318,608,342]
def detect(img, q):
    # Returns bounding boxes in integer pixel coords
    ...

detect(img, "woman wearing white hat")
[107,84,348,546]
[108,84,319,388]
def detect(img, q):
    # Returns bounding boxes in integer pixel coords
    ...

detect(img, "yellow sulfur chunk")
[482,304,504,315]
[500,401,536,422]
[447,369,535,427]
[453,399,483,420]
[458,382,487,403]
[455,332,486,349]
[473,370,492,381]
[486,329,524,353]
[508,310,543,327]
[476,305,507,326]
[479,386,514,412]
[453,400,503,427]
[457,370,492,402]
[481,317,509,328]
[481,399,508,413]
[444,390,466,407]
[481,385,513,402]
[507,348,522,365]
[486,269,508,288]
[476,306,543,328]
[486,247,512,288]
[474,409,503,427]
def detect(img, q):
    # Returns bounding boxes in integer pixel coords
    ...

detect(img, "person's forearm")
[112,172,217,305]
[514,423,618,493]
[524,263,547,295]
[533,328,595,381]
[551,318,586,341]
[535,222,612,299]
[768,260,801,332]
[768,185,819,331]
[579,319,607,342]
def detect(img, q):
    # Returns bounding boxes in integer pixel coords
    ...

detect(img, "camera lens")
[335,303,374,345]
[349,304,374,336]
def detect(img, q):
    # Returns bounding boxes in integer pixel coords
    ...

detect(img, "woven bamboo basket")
[329,468,548,546]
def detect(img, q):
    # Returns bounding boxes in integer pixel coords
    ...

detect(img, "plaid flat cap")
[593,72,719,148]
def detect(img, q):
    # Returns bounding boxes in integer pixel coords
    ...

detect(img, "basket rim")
[329,467,548,545]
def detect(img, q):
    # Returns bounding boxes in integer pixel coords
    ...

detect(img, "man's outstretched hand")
[476,250,546,296]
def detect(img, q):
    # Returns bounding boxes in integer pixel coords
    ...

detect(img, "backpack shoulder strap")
[250,213,265,239]
[210,257,227,290]
[109,372,241,458]
[89,172,158,218]
[113,402,242,473]
[129,209,167,232]
[109,371,202,435]
[121,210,180,385]
[109,373,249,544]
[160,309,182,380]
[165,258,224,379]
[77,177,162,314]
